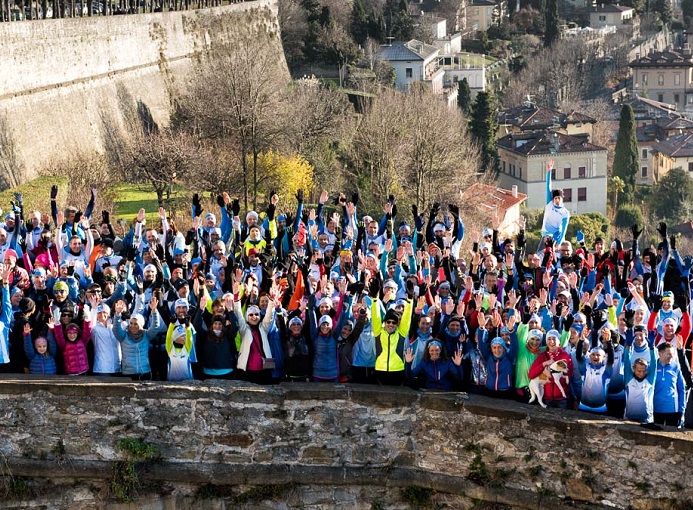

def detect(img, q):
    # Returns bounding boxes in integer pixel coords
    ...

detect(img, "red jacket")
[528,348,573,402]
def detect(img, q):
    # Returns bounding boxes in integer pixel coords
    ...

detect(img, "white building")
[376,40,445,92]
[496,130,608,214]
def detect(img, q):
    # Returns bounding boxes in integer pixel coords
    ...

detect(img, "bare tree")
[183,28,289,211]
[0,115,23,191]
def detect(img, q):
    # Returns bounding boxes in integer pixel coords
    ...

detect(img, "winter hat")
[32,268,46,277]
[529,313,541,324]
[53,281,69,294]
[131,314,145,327]
[4,249,18,261]
[546,329,561,341]
[589,346,605,356]
[96,303,111,315]
[528,329,544,340]
[143,264,157,274]
[570,323,584,336]
[490,337,506,349]
[174,299,189,310]
[552,189,563,198]
[662,291,675,302]
[662,317,678,327]
[246,211,259,221]
[482,228,493,237]
[289,317,304,328]
[383,280,398,290]
[318,297,333,309]
[318,315,333,328]
[384,309,401,324]
[246,305,261,320]
[173,325,187,341]
[428,340,443,350]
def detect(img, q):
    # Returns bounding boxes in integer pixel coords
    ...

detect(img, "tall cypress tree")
[457,78,472,116]
[543,0,559,47]
[613,104,639,205]
[351,0,369,45]
[470,91,500,173]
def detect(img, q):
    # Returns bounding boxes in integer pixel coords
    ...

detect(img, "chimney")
[512,185,518,198]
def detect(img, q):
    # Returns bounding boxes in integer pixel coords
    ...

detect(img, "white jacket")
[234,300,273,371]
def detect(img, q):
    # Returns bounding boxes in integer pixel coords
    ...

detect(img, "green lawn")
[113,183,164,223]
[0,176,68,217]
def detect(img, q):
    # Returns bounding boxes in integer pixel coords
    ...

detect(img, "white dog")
[528,359,569,408]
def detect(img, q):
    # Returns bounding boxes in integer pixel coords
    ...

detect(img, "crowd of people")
[1,168,692,430]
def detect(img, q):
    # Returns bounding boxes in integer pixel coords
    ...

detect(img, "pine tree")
[351,0,369,46]
[612,104,639,205]
[470,91,500,173]
[457,78,472,116]
[543,0,559,47]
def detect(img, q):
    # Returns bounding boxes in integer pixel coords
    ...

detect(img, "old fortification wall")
[0,378,691,509]
[0,0,285,183]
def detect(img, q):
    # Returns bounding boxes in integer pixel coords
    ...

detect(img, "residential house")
[636,114,693,184]
[651,132,693,183]
[467,0,496,32]
[497,102,597,140]
[460,183,527,237]
[629,48,693,113]
[590,4,638,37]
[496,130,608,214]
[376,40,444,92]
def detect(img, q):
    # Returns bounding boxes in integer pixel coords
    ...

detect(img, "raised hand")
[477,311,488,329]
[319,190,329,205]
[452,350,463,366]
[23,323,31,336]
[631,224,643,240]
[657,222,667,239]
[404,348,414,364]
[149,296,159,312]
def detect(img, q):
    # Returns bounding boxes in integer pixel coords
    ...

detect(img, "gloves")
[267,202,276,221]
[13,192,23,206]
[670,235,677,250]
[657,222,667,239]
[285,212,294,227]
[412,205,424,231]
[448,204,460,219]
[74,211,82,225]
[217,195,225,208]
[683,255,693,272]
[192,193,203,217]
[576,230,585,244]
[169,316,178,325]
[368,277,381,299]
[631,224,642,240]
[392,203,398,218]
[351,192,359,206]
[135,276,144,296]
[50,185,58,200]
[296,189,304,204]
[562,313,574,332]
[102,210,110,224]
[443,214,451,230]
[592,308,607,331]
[624,309,635,329]
[406,279,415,299]
[430,202,440,217]
[184,316,191,328]
[347,282,364,294]
[651,294,663,312]
[545,236,554,248]
[232,199,240,217]
[90,185,97,201]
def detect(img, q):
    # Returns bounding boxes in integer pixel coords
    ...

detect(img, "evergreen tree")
[385,0,414,40]
[649,167,693,224]
[351,0,369,46]
[470,91,500,173]
[457,78,472,116]
[651,0,673,24]
[612,104,639,205]
[543,0,559,47]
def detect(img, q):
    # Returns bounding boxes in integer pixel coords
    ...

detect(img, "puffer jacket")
[53,321,93,375]
[113,311,161,375]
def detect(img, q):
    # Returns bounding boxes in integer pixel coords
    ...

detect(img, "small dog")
[528,360,569,408]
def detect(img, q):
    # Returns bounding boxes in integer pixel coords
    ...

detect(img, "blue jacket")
[654,361,686,415]
[113,311,161,375]
[24,333,57,375]
[478,329,517,391]
[406,357,462,390]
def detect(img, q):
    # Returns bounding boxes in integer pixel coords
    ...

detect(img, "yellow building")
[651,132,693,183]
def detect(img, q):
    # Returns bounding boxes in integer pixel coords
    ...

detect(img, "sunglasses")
[384,320,397,325]
[247,313,260,317]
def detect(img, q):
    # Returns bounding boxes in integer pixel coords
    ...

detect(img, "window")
[675,74,681,85]
[551,168,557,180]
[658,93,664,102]
[658,74,664,86]
[503,161,506,173]
[689,162,693,172]
[519,166,522,179]
[564,167,571,179]
[641,166,647,178]
[675,94,680,104]
[599,15,606,21]
[578,166,586,178]
[689,94,693,105]
[563,188,572,202]
[642,73,648,85]
[578,187,587,202]
[405,68,413,78]
[642,149,648,159]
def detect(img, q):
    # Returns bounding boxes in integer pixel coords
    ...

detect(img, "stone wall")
[0,377,691,509]
[0,0,286,184]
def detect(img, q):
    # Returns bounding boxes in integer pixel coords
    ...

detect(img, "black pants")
[128,372,152,381]
[484,387,515,400]
[351,366,375,385]
[654,412,681,426]
[149,346,168,381]
[238,369,273,385]
[606,397,626,419]
[375,370,404,386]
